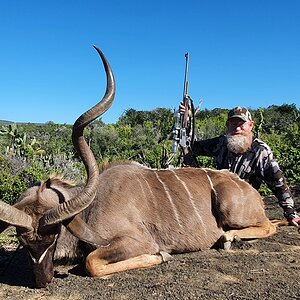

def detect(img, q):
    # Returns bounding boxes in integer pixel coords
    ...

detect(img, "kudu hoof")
[160,251,173,262]
[223,241,232,251]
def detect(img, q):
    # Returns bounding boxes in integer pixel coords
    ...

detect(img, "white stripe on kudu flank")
[170,170,205,228]
[154,171,183,227]
[204,170,218,201]
[136,176,148,199]
[139,173,156,200]
[138,172,162,224]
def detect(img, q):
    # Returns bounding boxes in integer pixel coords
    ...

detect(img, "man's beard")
[226,132,253,154]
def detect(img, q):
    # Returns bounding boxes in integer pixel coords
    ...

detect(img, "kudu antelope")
[0,46,276,288]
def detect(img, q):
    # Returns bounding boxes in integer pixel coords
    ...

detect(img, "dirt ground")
[0,187,300,300]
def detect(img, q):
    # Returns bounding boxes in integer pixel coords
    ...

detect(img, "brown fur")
[12,163,276,268]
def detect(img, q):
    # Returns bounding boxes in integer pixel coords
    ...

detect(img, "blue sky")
[1,0,299,124]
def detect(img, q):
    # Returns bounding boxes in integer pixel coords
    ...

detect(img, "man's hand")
[179,101,191,115]
[288,217,300,227]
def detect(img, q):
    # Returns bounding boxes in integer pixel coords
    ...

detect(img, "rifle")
[172,53,195,156]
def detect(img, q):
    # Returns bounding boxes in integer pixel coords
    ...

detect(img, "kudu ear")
[38,180,49,194]
[35,180,48,207]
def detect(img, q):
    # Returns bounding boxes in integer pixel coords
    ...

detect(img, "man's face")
[226,117,254,154]
[226,117,254,135]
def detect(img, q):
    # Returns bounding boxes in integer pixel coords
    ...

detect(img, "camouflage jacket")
[191,135,297,220]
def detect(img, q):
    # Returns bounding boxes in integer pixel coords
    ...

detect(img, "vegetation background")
[0,103,299,206]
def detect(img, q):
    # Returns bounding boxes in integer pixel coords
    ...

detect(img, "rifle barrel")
[183,52,189,98]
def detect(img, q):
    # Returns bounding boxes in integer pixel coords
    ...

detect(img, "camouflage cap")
[227,106,252,122]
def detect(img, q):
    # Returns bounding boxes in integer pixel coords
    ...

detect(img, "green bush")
[0,156,26,204]
[0,154,86,205]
